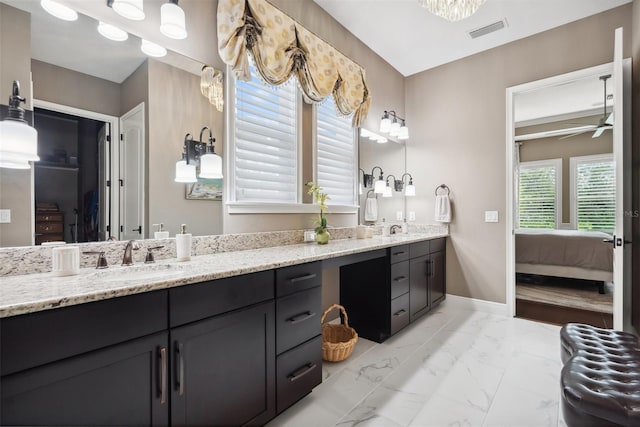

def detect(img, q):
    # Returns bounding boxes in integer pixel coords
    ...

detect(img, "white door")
[119,103,145,241]
[612,28,632,330]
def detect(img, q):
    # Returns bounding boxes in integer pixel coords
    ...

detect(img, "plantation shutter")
[316,98,356,206]
[519,161,559,229]
[575,159,615,233]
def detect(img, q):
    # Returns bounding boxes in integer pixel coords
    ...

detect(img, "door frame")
[32,99,120,240]
[504,60,630,321]
[119,102,146,241]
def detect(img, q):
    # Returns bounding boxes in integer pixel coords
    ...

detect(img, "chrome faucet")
[122,240,140,266]
[390,225,402,235]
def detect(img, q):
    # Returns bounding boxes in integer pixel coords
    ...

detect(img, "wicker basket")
[321,304,358,362]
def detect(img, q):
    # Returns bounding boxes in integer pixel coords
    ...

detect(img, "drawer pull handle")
[288,363,317,382]
[175,342,184,396]
[158,346,167,404]
[393,276,407,282]
[392,251,406,256]
[289,273,317,283]
[287,311,316,324]
[393,309,407,317]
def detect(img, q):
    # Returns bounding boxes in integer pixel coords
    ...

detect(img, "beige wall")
[405,5,632,304]
[631,0,640,332]
[518,116,613,224]
[0,4,32,247]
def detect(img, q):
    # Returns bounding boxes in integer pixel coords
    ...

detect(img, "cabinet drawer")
[276,336,322,414]
[170,270,273,327]
[390,293,410,335]
[36,213,64,222]
[276,287,322,354]
[35,222,63,233]
[389,245,409,264]
[430,238,446,253]
[390,261,409,299]
[410,241,430,258]
[276,262,322,297]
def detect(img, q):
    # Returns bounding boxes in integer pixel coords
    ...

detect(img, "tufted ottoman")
[560,323,640,427]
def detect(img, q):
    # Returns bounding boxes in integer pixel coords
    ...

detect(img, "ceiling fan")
[558,74,613,140]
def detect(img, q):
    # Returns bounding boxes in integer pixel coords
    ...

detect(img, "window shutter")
[519,162,559,229]
[575,159,615,233]
[316,98,356,206]
[234,68,298,203]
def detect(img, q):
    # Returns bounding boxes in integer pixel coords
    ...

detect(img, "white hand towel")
[435,194,451,223]
[364,198,378,222]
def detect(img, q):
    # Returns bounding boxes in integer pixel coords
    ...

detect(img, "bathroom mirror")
[358,129,407,225]
[0,0,223,247]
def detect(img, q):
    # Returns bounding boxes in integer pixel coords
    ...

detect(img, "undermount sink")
[82,262,194,282]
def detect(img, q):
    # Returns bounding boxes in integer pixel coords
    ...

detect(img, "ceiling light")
[40,0,78,21]
[161,0,187,40]
[108,0,145,21]
[97,22,129,41]
[141,39,167,57]
[379,110,409,140]
[376,137,387,144]
[0,81,39,169]
[418,0,486,22]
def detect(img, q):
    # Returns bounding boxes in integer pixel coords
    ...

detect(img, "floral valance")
[217,0,371,127]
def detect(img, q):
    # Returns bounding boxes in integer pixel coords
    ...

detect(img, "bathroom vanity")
[0,233,446,426]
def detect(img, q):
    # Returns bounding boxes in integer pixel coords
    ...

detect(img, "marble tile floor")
[268,300,567,427]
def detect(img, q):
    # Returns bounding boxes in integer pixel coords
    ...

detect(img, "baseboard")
[444,294,509,316]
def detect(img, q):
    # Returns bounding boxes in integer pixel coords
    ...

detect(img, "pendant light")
[108,0,145,21]
[40,0,78,21]
[160,0,187,40]
[0,81,39,169]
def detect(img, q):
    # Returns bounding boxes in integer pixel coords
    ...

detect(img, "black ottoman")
[560,323,640,427]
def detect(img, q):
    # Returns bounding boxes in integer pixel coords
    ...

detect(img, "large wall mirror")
[0,0,223,247]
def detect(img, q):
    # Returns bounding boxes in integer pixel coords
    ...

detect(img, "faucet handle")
[144,246,164,264]
[83,251,108,269]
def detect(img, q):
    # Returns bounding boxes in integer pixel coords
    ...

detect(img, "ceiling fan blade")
[592,127,606,138]
[605,112,614,125]
[558,130,590,140]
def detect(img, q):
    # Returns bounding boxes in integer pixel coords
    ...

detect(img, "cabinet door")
[429,251,446,306]
[170,301,275,426]
[409,255,430,322]
[1,332,169,426]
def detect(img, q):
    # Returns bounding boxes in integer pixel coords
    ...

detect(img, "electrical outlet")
[408,211,416,221]
[485,211,499,223]
[0,209,10,224]
[396,211,403,221]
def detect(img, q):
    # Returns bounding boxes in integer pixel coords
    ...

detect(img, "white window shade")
[316,98,356,206]
[572,155,615,233]
[518,159,561,229]
[234,68,298,203]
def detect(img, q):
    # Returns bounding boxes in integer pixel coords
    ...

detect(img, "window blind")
[575,158,615,233]
[234,68,298,203]
[519,162,559,229]
[316,98,355,206]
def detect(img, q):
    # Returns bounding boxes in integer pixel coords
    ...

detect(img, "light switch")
[396,211,403,221]
[484,211,499,223]
[408,211,416,221]
[0,209,10,223]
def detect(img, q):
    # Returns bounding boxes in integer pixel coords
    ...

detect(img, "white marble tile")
[410,394,488,427]
[499,352,561,398]
[323,337,377,381]
[336,385,422,427]
[483,384,559,427]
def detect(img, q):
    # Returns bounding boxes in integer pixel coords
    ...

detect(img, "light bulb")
[97,22,128,42]
[160,1,187,40]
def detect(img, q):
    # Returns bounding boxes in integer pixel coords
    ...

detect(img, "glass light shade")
[160,2,187,40]
[418,0,486,22]
[379,117,391,133]
[0,120,39,169]
[141,39,167,57]
[358,181,363,195]
[98,22,128,41]
[374,178,386,194]
[174,160,196,183]
[405,183,416,197]
[398,125,409,140]
[198,153,223,179]
[112,0,145,21]
[389,121,401,137]
[376,137,387,144]
[382,185,392,198]
[41,0,78,21]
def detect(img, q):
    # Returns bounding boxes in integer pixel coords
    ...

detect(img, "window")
[571,154,615,233]
[518,159,562,229]
[232,66,299,203]
[315,97,356,206]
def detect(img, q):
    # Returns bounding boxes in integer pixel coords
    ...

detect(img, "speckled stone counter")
[0,232,447,318]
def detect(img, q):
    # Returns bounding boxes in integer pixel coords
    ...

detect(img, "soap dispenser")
[176,224,192,262]
[402,219,408,234]
[153,223,169,239]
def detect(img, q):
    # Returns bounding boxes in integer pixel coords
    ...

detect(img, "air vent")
[468,19,507,39]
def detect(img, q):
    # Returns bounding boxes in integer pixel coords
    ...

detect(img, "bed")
[515,229,614,291]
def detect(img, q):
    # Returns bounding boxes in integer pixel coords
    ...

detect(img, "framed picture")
[185,177,223,201]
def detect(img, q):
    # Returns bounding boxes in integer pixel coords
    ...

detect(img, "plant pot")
[315,229,330,245]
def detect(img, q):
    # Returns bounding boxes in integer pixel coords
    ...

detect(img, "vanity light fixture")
[40,0,78,21]
[108,0,145,21]
[160,0,187,40]
[198,127,223,179]
[360,128,388,144]
[200,66,224,112]
[174,127,222,183]
[418,0,486,22]
[372,166,386,194]
[0,81,39,169]
[97,21,129,41]
[140,39,167,57]
[379,110,409,140]
[401,173,416,196]
[383,175,396,198]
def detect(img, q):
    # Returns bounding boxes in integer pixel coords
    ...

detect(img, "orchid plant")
[306,181,329,233]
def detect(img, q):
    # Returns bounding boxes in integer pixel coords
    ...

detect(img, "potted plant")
[307,181,330,244]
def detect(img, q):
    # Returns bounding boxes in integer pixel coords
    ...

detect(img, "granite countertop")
[0,233,447,318]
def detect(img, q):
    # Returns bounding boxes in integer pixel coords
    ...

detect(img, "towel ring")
[435,184,450,196]
[366,189,376,198]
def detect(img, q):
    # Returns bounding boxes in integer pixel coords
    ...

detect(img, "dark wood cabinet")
[409,255,430,322]
[430,250,446,306]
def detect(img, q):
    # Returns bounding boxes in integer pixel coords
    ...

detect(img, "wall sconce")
[401,173,416,196]
[108,0,145,21]
[383,175,396,198]
[0,81,39,169]
[362,166,385,193]
[201,66,224,112]
[160,0,187,40]
[379,110,409,140]
[174,127,222,183]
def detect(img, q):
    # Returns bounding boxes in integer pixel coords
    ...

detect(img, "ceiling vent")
[468,19,507,39]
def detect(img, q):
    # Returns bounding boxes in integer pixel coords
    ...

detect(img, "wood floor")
[515,274,613,328]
